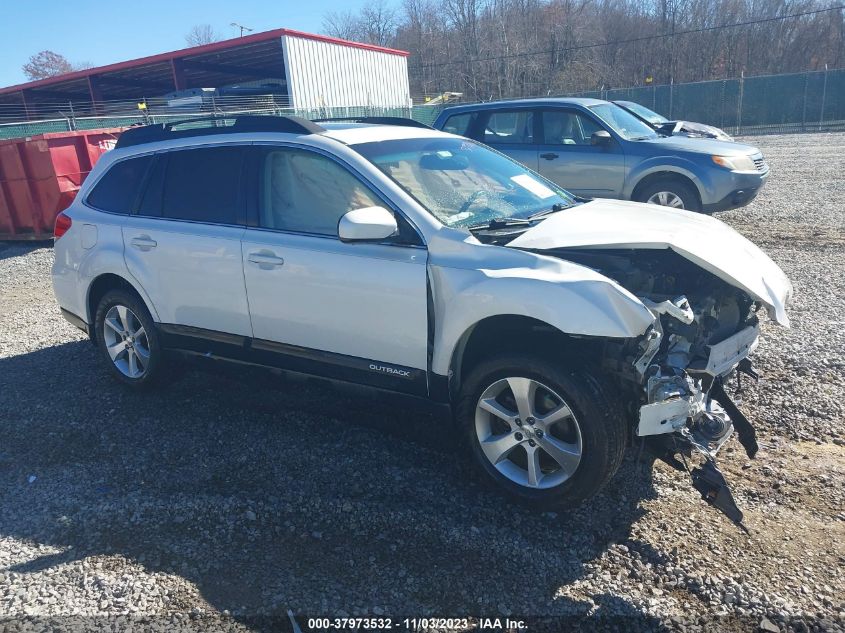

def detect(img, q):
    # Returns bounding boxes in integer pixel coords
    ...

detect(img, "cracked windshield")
[354,137,577,228]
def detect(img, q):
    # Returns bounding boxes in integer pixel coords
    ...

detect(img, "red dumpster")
[0,128,124,240]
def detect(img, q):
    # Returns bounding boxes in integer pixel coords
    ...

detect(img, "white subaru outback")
[51,116,791,524]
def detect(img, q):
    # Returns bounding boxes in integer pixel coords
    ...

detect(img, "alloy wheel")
[647,190,685,208]
[474,377,583,489]
[102,305,150,379]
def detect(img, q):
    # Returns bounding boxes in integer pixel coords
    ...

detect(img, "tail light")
[54,212,72,239]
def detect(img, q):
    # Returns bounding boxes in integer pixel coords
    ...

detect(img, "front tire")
[457,354,626,510]
[94,289,163,388]
[636,177,701,212]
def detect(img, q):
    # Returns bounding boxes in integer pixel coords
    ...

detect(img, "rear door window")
[157,146,245,224]
[482,110,535,145]
[87,155,153,214]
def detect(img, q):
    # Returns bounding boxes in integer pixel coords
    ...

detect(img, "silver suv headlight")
[711,154,757,171]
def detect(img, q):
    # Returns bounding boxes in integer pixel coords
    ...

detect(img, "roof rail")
[313,116,433,129]
[114,115,324,149]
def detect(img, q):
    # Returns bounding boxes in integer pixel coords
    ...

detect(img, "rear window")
[159,146,244,224]
[87,155,153,214]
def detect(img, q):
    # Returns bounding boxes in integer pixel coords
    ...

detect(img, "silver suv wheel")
[102,305,150,378]
[474,377,583,490]
[647,191,685,208]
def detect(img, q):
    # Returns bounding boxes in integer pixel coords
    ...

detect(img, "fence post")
[719,80,725,129]
[737,71,744,135]
[653,83,657,109]
[819,64,828,132]
[802,72,808,132]
[668,77,674,119]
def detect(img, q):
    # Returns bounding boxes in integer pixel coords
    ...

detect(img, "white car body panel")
[241,229,428,369]
[122,216,252,337]
[426,230,656,376]
[509,199,793,327]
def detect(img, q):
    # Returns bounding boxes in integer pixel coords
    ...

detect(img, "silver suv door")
[122,145,252,338]
[535,108,625,198]
[475,108,539,171]
[240,146,428,395]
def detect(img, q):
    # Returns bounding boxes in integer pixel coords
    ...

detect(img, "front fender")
[428,247,655,376]
[624,155,710,201]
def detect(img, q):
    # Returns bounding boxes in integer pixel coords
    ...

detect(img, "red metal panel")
[0,128,123,240]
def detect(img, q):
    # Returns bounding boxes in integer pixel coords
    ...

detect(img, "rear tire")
[636,177,701,212]
[456,354,627,510]
[94,289,163,389]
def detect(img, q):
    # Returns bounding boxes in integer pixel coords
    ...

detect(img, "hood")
[641,134,755,156]
[509,199,792,326]
[660,120,733,141]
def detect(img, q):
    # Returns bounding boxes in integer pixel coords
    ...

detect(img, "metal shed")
[0,29,411,122]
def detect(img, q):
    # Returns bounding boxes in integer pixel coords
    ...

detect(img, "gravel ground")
[1,132,843,633]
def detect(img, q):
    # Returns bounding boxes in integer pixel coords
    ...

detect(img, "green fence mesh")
[1,69,841,141]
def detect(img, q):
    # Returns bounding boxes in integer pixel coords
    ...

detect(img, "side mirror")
[591,130,613,146]
[338,206,398,242]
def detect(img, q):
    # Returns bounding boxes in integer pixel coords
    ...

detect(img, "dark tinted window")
[136,155,166,217]
[160,146,244,224]
[87,155,153,214]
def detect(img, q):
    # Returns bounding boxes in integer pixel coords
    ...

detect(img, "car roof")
[439,97,607,115]
[320,122,454,145]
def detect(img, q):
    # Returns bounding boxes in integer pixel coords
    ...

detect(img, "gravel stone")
[1,132,843,631]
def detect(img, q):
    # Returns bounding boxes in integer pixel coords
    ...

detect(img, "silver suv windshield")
[353,137,577,229]
[616,101,668,126]
[590,103,660,140]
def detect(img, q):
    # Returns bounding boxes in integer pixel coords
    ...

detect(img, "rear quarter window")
[86,155,153,214]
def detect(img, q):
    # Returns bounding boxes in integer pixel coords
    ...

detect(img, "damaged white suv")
[52,116,791,525]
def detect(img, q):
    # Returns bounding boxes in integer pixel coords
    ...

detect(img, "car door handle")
[248,251,285,268]
[130,236,157,251]
[540,152,559,160]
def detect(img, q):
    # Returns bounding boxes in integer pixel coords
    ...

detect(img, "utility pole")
[231,22,253,37]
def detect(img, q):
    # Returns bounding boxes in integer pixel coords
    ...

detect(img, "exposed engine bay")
[539,246,764,528]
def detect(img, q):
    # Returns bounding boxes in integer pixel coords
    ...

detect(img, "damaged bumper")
[636,323,760,444]
[635,319,762,529]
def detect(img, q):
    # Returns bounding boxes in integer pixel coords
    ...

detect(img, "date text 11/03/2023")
[305,617,528,630]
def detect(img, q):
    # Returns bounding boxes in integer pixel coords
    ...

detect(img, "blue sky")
[0,0,375,87]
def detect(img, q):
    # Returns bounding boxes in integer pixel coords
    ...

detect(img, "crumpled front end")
[531,245,784,529]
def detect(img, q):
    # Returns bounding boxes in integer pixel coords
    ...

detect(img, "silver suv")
[434,98,768,212]
[52,116,790,524]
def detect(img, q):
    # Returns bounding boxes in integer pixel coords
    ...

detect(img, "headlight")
[712,155,756,171]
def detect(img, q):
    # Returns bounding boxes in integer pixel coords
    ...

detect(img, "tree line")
[323,0,845,100]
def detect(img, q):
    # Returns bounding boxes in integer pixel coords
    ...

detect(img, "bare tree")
[323,10,364,41]
[326,0,845,99]
[21,51,79,80]
[360,0,399,46]
[185,24,222,47]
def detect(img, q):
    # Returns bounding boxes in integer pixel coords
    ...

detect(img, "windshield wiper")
[468,217,534,231]
[528,202,574,220]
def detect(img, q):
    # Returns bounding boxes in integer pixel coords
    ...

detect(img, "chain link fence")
[566,67,845,136]
[1,68,842,140]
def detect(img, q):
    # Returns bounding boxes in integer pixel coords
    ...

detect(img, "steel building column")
[171,58,187,90]
[87,76,104,115]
